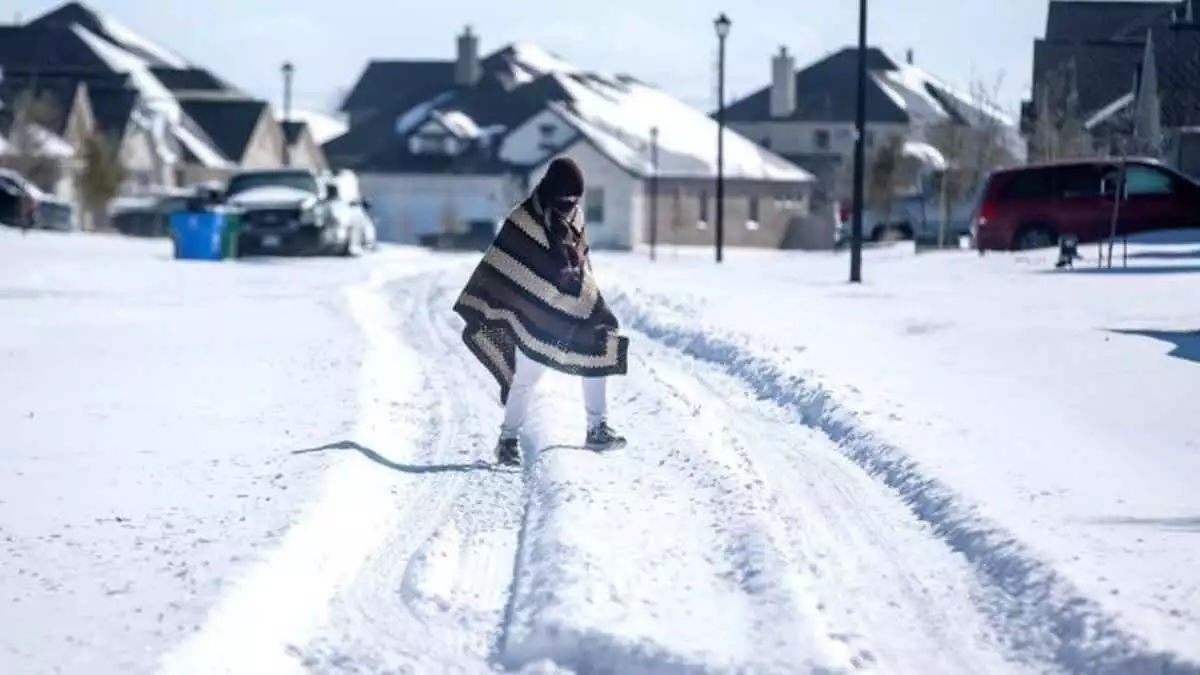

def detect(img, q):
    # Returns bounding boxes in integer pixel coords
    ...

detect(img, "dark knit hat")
[536,156,585,201]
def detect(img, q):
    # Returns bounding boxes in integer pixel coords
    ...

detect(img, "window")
[748,196,760,222]
[698,191,709,222]
[813,129,830,150]
[585,187,605,223]
[1056,164,1106,199]
[1123,166,1174,195]
[997,167,1058,201]
[864,130,875,148]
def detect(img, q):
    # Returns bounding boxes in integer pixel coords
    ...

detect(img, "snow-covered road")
[4,229,1198,674]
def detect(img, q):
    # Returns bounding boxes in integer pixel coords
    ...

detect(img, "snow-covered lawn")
[3,228,1198,674]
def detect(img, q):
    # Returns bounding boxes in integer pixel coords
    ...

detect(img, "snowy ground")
[2,228,1198,674]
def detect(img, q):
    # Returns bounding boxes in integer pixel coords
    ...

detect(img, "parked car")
[223,168,373,256]
[833,173,985,247]
[324,169,377,251]
[973,157,1200,251]
[108,191,193,237]
[0,168,77,231]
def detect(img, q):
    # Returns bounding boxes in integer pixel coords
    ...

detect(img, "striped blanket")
[452,195,629,405]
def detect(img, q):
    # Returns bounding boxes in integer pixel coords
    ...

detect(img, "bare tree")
[864,134,911,232]
[1026,63,1090,162]
[0,90,64,192]
[924,75,1019,246]
[76,130,126,231]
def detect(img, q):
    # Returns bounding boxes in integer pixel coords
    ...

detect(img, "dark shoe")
[496,437,520,466]
[585,422,626,451]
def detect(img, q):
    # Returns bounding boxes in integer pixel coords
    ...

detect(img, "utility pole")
[849,0,868,282]
[281,61,294,167]
[649,126,659,261]
[714,13,731,264]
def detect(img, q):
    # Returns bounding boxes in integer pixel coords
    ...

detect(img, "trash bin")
[170,209,228,261]
[220,208,242,259]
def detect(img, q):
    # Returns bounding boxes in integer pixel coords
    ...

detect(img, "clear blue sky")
[10,0,1051,116]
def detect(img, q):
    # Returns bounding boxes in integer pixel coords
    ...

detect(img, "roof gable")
[178,97,268,162]
[0,77,84,134]
[88,88,139,138]
[1032,38,1145,114]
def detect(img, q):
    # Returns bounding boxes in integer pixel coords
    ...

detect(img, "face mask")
[548,195,580,214]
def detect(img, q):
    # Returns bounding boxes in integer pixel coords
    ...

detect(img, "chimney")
[455,25,481,87]
[906,48,914,65]
[769,46,796,118]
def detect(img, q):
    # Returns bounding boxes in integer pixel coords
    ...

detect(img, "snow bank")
[0,230,376,674]
[605,264,1200,674]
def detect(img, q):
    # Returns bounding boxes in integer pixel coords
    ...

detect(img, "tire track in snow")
[635,340,1032,674]
[155,258,451,675]
[611,288,1200,675]
[299,267,524,673]
[494,336,860,672]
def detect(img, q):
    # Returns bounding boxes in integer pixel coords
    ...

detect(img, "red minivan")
[972,158,1200,251]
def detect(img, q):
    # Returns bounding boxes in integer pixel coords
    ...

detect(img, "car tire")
[340,227,364,257]
[1013,223,1058,250]
[871,224,913,242]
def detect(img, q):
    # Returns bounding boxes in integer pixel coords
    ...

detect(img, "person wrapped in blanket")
[452,156,629,466]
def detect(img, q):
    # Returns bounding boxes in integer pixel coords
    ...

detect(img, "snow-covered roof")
[901,140,947,170]
[548,73,811,182]
[0,123,74,158]
[874,63,1013,129]
[92,11,190,68]
[362,43,812,182]
[1084,92,1135,130]
[275,108,349,145]
[869,59,1024,161]
[69,24,229,168]
[433,110,482,139]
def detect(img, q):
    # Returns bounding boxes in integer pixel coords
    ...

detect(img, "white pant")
[500,349,607,439]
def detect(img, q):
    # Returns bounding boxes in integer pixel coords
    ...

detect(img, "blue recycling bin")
[170,209,228,261]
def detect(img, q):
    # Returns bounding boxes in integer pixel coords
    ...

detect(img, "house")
[1024,0,1200,176]
[1020,0,1177,157]
[0,69,171,198]
[0,14,231,190]
[721,46,1019,195]
[332,27,816,250]
[281,120,329,171]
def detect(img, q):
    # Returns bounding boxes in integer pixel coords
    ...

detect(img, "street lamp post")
[849,0,868,282]
[649,126,660,261]
[714,12,730,264]
[281,61,294,167]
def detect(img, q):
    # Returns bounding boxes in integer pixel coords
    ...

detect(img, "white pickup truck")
[834,180,984,247]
